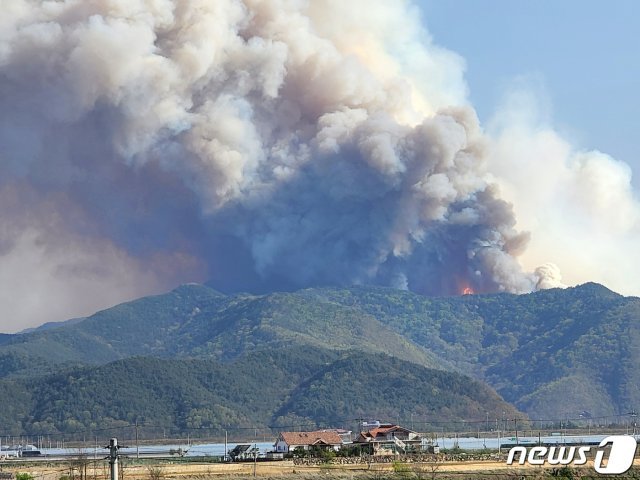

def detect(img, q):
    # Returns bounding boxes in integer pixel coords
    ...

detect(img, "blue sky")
[417,0,640,186]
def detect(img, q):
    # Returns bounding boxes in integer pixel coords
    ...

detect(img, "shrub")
[392,461,412,478]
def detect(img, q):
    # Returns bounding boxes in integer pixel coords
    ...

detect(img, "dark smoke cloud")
[0,0,553,331]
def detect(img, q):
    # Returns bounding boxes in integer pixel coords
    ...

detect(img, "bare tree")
[147,466,163,480]
[412,459,440,480]
[68,449,90,480]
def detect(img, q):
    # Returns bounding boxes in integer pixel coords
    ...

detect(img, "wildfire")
[462,286,474,295]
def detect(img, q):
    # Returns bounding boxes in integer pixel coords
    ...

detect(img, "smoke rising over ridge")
[0,0,637,332]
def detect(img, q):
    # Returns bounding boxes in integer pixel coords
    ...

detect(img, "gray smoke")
[0,0,553,330]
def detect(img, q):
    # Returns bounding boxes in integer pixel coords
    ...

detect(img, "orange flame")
[462,286,474,295]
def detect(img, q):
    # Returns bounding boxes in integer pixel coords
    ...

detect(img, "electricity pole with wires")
[105,438,126,480]
[135,421,139,459]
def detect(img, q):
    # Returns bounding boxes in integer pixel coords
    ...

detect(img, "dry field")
[4,458,640,480]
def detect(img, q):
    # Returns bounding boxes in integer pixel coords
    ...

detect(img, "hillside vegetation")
[0,347,519,436]
[1,282,638,422]
[311,283,640,419]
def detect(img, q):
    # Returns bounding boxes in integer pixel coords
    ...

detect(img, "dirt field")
[3,458,640,480]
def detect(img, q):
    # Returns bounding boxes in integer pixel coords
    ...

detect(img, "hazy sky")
[418,0,640,186]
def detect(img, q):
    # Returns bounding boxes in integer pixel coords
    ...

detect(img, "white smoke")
[488,86,640,296]
[0,0,636,332]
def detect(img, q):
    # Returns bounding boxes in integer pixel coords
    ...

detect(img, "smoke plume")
[0,0,636,332]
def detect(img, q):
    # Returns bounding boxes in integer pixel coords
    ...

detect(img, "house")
[228,444,259,461]
[329,428,353,444]
[274,430,343,453]
[354,424,423,455]
[313,428,352,444]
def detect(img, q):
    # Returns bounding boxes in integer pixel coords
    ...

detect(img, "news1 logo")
[506,435,637,474]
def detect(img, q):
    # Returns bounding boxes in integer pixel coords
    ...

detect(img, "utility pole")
[253,444,257,478]
[107,438,120,480]
[626,410,638,437]
[354,418,365,442]
[135,421,139,459]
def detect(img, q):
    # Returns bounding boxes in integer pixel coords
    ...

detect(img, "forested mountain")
[0,284,435,371]
[308,283,640,419]
[1,282,638,423]
[0,347,520,436]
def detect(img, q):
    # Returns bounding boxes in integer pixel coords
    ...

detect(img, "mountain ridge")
[0,282,638,422]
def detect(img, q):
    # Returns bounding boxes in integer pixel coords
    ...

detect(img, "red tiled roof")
[358,425,415,441]
[279,430,343,446]
[364,425,399,438]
